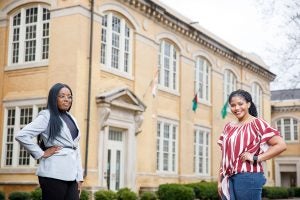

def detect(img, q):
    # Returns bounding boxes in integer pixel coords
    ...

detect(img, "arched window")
[100,13,132,74]
[251,83,263,116]
[223,69,237,102]
[158,40,179,91]
[195,57,211,102]
[8,5,50,65]
[276,118,298,142]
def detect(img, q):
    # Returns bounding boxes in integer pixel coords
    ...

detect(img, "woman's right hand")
[42,146,62,158]
[218,182,222,198]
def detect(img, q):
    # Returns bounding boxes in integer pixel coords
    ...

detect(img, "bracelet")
[253,155,258,164]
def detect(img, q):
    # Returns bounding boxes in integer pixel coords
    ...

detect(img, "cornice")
[272,105,300,112]
[118,0,276,81]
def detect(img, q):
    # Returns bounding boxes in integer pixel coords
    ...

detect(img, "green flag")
[221,100,229,119]
[192,94,199,112]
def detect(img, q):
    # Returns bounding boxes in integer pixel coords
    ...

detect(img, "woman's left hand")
[240,152,253,162]
[78,181,83,191]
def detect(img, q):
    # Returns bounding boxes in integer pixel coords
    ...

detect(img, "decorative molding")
[51,5,102,23]
[0,19,7,27]
[118,0,276,81]
[155,32,184,51]
[98,2,141,33]
[272,105,300,112]
[142,18,149,31]
[134,111,144,135]
[96,87,146,133]
[192,50,217,68]
[3,97,46,106]
[180,55,194,66]
[0,0,56,18]
[98,104,111,130]
[0,181,38,185]
[135,33,158,49]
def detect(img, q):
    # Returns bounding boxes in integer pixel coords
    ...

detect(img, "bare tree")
[254,0,300,89]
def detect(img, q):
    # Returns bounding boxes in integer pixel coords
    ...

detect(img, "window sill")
[198,100,212,106]
[5,61,48,71]
[0,167,36,174]
[156,171,178,177]
[285,140,299,144]
[101,66,134,80]
[158,86,180,96]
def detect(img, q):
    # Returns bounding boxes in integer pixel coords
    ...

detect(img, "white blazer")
[15,110,83,182]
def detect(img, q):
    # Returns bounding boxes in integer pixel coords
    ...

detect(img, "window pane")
[18,107,33,165]
[294,119,298,140]
[26,7,38,24]
[284,119,291,141]
[157,121,177,172]
[10,7,50,65]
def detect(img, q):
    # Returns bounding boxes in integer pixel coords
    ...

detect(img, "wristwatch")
[253,155,258,164]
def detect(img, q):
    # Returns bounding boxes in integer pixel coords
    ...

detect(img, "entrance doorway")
[106,128,125,191]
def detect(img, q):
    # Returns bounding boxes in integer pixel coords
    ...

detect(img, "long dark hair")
[47,83,73,141]
[228,89,258,117]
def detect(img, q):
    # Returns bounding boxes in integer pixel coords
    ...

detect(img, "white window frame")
[195,57,211,103]
[223,69,237,102]
[158,40,179,93]
[251,83,263,117]
[7,4,50,69]
[156,118,178,174]
[100,13,133,79]
[1,99,46,168]
[276,118,299,143]
[193,126,210,176]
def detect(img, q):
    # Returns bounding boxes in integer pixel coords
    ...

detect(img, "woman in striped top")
[217,89,286,200]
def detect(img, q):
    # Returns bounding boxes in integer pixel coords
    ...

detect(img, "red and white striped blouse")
[218,117,280,176]
[218,117,280,199]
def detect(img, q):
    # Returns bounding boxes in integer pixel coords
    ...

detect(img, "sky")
[159,0,292,90]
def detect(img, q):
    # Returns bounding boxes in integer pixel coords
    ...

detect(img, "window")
[8,5,50,66]
[276,118,298,142]
[195,57,211,102]
[156,119,178,173]
[158,40,179,91]
[193,127,210,175]
[251,83,263,116]
[223,69,237,102]
[100,13,132,74]
[2,104,45,167]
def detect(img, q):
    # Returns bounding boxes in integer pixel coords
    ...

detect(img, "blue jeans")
[227,172,266,200]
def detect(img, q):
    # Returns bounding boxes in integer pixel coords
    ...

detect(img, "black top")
[60,112,78,140]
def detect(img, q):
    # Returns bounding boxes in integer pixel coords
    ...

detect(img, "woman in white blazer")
[16,83,83,200]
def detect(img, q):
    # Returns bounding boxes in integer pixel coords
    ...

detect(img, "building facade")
[271,89,300,188]
[0,0,280,196]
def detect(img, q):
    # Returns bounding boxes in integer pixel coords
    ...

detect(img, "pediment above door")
[96,87,146,133]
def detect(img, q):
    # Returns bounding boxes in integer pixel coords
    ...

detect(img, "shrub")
[80,190,90,200]
[185,181,218,200]
[116,188,138,200]
[0,191,5,200]
[262,187,289,199]
[294,187,300,197]
[94,190,116,200]
[288,187,295,197]
[158,184,195,200]
[30,188,42,200]
[139,191,158,200]
[8,192,31,200]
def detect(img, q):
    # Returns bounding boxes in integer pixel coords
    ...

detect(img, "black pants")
[38,176,79,200]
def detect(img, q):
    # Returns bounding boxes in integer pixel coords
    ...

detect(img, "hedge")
[8,192,31,200]
[157,184,195,200]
